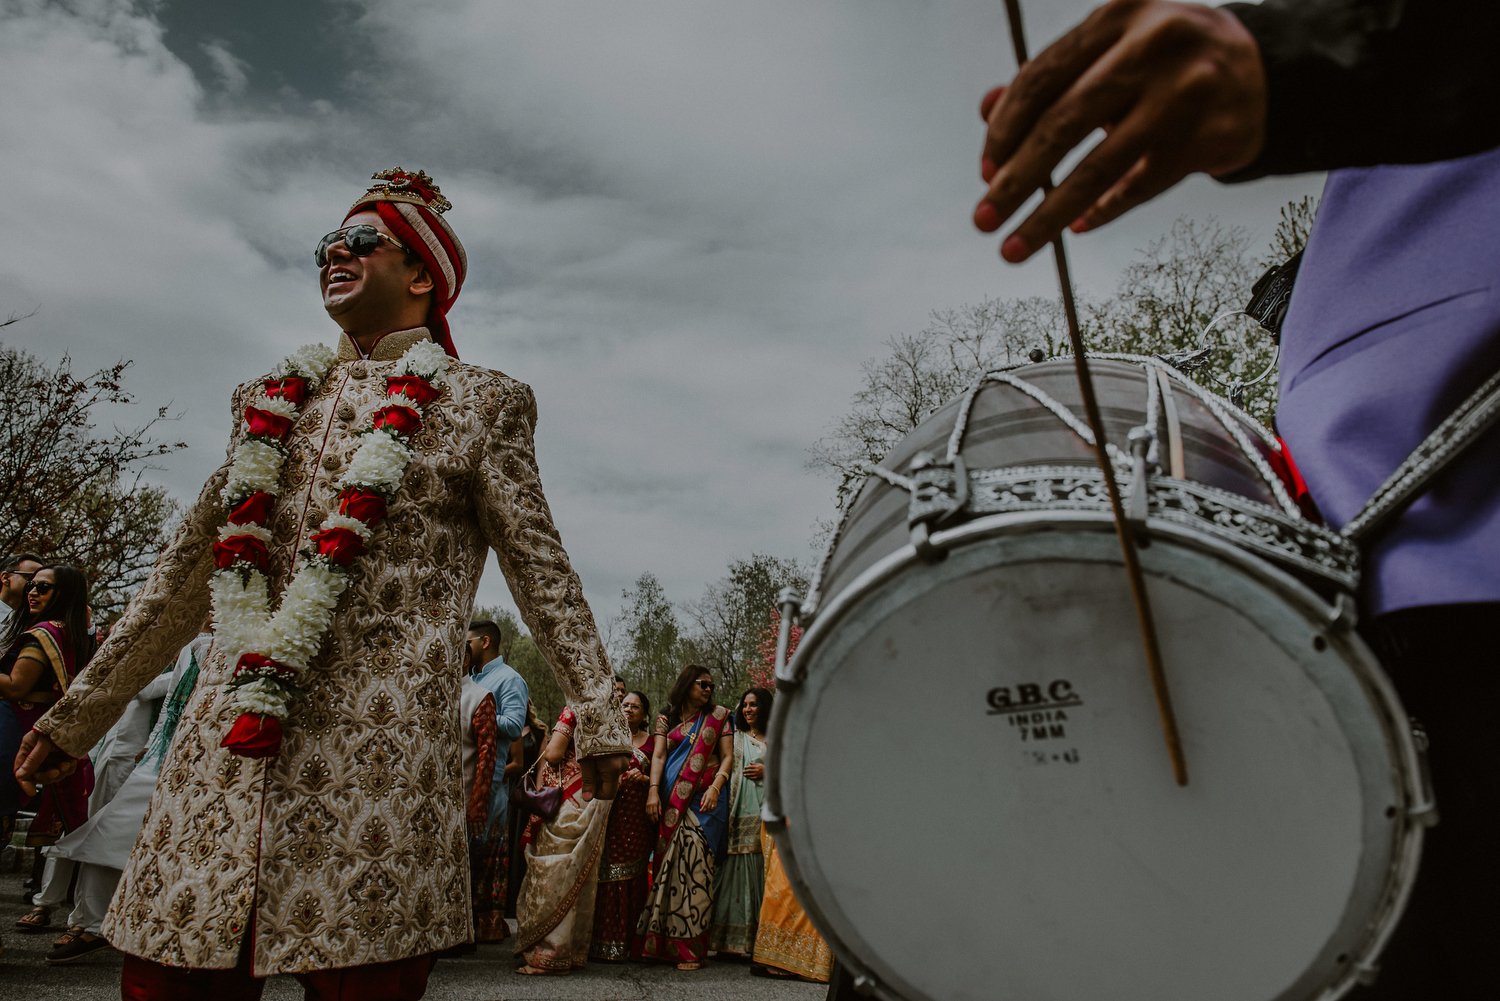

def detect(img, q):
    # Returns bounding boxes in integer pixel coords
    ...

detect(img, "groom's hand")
[580,752,627,802]
[15,731,78,783]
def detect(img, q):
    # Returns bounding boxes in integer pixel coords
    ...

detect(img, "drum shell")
[818,359,1288,606]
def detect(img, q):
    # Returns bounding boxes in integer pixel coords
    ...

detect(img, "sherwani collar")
[336,327,433,363]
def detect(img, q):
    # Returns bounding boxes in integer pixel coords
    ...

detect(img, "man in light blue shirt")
[466,620,529,836]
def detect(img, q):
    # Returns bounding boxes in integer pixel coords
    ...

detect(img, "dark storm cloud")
[1,0,1324,623]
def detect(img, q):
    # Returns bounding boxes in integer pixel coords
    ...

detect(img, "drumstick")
[1000,0,1188,786]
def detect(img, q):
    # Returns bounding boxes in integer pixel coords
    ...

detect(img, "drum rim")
[765,510,1427,1001]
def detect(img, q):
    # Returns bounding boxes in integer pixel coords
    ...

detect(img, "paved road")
[0,865,827,1000]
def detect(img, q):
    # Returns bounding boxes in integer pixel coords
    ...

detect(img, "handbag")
[512,755,563,823]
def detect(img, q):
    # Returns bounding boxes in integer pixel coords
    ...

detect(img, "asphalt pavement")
[0,862,828,1000]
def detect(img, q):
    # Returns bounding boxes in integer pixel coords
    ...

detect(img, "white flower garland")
[210,339,447,756]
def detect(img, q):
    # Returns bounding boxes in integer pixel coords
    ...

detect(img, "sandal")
[515,965,569,976]
[52,925,85,947]
[15,906,52,933]
[677,962,702,971]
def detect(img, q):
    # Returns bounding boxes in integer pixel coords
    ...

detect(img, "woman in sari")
[709,686,772,957]
[589,690,657,961]
[514,704,610,974]
[751,825,835,984]
[1,565,97,933]
[635,665,734,970]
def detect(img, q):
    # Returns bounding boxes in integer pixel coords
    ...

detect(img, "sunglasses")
[696,679,714,690]
[315,225,409,268]
[4,570,34,582]
[24,580,53,595]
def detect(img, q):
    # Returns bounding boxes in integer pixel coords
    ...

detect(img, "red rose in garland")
[263,377,308,407]
[309,526,367,566]
[228,491,276,527]
[245,406,296,442]
[386,376,442,406]
[337,487,388,525]
[220,713,284,759]
[214,534,270,571]
[373,404,422,435]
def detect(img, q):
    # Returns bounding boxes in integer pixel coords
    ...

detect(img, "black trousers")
[1354,602,1499,999]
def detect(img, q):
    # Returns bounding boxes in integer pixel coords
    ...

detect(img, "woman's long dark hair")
[736,687,774,734]
[665,664,714,728]
[5,564,94,664]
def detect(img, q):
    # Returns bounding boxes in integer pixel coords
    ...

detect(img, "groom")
[17,169,629,999]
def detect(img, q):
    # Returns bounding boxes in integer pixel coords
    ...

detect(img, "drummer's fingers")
[999,105,1180,259]
[976,70,1136,237]
[980,2,1130,173]
[1070,150,1183,233]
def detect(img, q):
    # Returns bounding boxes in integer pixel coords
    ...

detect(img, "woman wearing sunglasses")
[1,565,96,933]
[636,664,734,970]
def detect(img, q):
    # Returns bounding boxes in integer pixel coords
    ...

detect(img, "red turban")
[345,168,468,358]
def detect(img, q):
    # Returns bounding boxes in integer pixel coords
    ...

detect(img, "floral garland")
[211,339,450,760]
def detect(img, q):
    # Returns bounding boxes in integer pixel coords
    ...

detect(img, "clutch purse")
[513,760,563,822]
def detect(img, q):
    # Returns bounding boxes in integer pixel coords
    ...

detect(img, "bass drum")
[765,358,1433,1001]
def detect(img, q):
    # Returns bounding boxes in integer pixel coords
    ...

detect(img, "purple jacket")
[1278,145,1500,615]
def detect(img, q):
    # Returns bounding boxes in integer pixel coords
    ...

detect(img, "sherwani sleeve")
[35,383,249,757]
[475,380,631,758]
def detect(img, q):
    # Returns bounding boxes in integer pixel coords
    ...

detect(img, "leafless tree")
[809,204,1320,505]
[0,337,185,617]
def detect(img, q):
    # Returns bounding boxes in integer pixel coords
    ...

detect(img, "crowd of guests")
[0,548,833,984]
[0,552,192,965]
[469,654,835,982]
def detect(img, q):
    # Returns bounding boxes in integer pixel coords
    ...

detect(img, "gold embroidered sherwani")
[35,328,630,975]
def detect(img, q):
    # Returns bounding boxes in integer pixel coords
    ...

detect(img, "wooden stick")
[1001,0,1187,785]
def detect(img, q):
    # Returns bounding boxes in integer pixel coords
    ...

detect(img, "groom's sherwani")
[35,327,629,974]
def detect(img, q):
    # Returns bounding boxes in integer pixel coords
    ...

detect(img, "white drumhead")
[775,515,1419,1001]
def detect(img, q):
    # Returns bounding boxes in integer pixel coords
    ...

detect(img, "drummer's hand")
[580,752,626,802]
[15,732,78,784]
[743,763,765,781]
[646,786,662,822]
[975,0,1265,262]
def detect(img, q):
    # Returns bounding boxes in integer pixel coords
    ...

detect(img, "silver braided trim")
[966,465,1358,588]
[1343,366,1500,543]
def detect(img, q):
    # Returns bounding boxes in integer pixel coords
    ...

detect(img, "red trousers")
[120,945,436,1001]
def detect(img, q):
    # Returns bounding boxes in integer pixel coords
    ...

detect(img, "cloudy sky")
[1,0,1323,626]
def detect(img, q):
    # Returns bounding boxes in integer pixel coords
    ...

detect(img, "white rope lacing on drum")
[980,370,1131,470]
[1141,360,1163,469]
[1090,352,1301,519]
[946,377,988,464]
[864,463,916,492]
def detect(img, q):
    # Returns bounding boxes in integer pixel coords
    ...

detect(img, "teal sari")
[707,728,767,955]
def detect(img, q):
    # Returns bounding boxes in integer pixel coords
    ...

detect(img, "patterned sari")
[633,705,733,964]
[588,733,656,961]
[709,728,767,954]
[753,825,833,982]
[515,706,610,971]
[1,622,95,846]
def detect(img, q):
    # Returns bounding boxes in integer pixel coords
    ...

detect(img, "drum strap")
[1342,363,1500,545]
